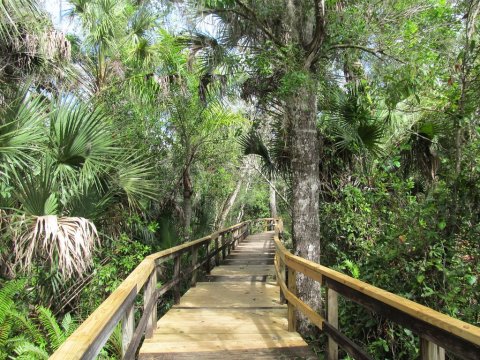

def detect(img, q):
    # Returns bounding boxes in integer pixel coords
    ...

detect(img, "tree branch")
[232,0,285,49]
[329,44,405,63]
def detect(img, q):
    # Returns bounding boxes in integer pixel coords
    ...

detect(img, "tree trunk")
[269,182,277,218]
[183,165,192,241]
[286,79,321,333]
[217,177,242,229]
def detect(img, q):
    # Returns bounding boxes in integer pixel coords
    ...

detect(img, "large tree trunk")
[286,79,321,333]
[183,165,193,241]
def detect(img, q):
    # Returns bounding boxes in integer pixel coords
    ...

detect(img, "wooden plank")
[139,346,315,360]
[144,271,157,338]
[121,303,135,358]
[322,322,372,360]
[51,286,138,359]
[204,275,270,282]
[287,267,296,332]
[176,282,283,308]
[191,246,198,287]
[327,288,338,360]
[276,268,324,330]
[421,337,445,360]
[52,220,279,359]
[123,289,159,360]
[325,277,480,360]
[173,255,181,304]
[210,264,275,276]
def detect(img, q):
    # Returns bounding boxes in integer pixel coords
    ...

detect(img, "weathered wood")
[144,271,157,338]
[324,277,480,360]
[204,241,211,274]
[51,219,276,360]
[121,301,135,358]
[173,255,181,304]
[191,246,198,287]
[274,225,480,350]
[327,288,338,360]
[275,259,325,330]
[51,286,137,359]
[214,235,220,266]
[139,231,314,360]
[287,267,296,332]
[221,234,226,260]
[322,322,373,360]
[123,289,159,360]
[421,337,445,360]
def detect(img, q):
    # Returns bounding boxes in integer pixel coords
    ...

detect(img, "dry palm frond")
[14,215,98,279]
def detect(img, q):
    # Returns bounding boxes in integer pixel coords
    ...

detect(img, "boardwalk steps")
[139,232,316,359]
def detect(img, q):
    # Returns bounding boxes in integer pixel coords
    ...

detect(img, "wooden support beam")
[221,235,226,260]
[287,267,297,332]
[323,322,373,360]
[215,236,220,266]
[327,288,339,360]
[173,255,181,304]
[144,271,157,338]
[205,242,211,274]
[324,277,480,360]
[121,302,135,358]
[191,246,198,287]
[421,338,445,360]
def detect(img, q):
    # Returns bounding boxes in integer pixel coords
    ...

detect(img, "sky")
[41,0,76,33]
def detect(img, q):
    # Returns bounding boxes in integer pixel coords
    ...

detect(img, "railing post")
[205,241,211,274]
[221,234,226,260]
[121,302,134,357]
[214,234,220,266]
[421,338,445,360]
[173,255,181,304]
[327,288,339,360]
[144,270,157,338]
[232,229,236,250]
[191,245,198,287]
[287,267,297,332]
[279,257,286,305]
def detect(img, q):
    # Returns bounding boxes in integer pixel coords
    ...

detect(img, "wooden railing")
[272,218,480,360]
[51,218,271,360]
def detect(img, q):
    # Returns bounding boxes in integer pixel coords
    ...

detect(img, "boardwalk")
[138,231,315,359]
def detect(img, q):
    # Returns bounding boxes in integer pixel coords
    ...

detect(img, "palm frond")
[48,99,116,188]
[0,87,47,166]
[114,154,158,208]
[11,160,58,216]
[14,215,99,279]
[238,130,274,174]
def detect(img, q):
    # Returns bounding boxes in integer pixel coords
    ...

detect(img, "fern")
[13,342,49,360]
[36,307,64,351]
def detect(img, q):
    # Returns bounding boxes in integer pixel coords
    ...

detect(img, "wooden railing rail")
[51,218,272,360]
[272,218,480,360]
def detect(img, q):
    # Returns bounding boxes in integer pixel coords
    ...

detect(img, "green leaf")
[438,220,447,230]
[465,275,477,286]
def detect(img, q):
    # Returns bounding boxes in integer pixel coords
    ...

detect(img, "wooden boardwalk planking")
[138,232,316,359]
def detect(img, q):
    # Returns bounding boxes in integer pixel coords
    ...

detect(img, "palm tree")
[1,90,157,280]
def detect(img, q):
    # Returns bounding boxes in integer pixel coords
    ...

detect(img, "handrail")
[51,218,273,360]
[272,218,480,360]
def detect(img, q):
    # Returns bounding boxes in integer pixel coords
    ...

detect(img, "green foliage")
[78,233,151,318]
[0,279,76,359]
